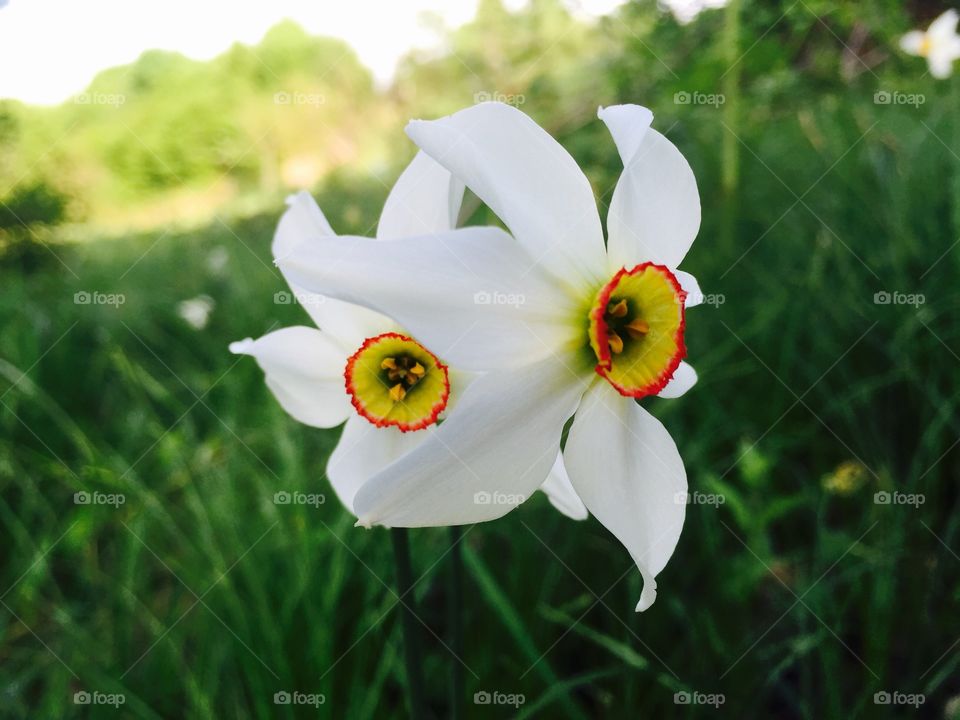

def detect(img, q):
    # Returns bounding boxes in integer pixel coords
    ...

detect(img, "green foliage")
[0,22,379,223]
[0,180,69,230]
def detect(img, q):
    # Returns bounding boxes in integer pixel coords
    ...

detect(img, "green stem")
[391,528,428,718]
[447,526,464,719]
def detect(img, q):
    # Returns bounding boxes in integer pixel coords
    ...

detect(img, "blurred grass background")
[2,0,960,717]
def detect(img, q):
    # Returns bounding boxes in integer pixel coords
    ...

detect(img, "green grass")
[3,5,960,718]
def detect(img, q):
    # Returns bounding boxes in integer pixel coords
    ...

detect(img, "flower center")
[344,332,450,432]
[587,263,686,398]
[919,35,933,57]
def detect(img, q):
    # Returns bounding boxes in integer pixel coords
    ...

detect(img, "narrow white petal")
[539,452,589,520]
[230,326,351,428]
[279,227,579,371]
[564,383,687,611]
[327,415,433,514]
[605,128,701,270]
[273,192,392,348]
[900,30,927,56]
[674,269,703,308]
[597,104,654,167]
[353,353,591,527]
[378,151,465,240]
[657,361,698,399]
[405,102,607,290]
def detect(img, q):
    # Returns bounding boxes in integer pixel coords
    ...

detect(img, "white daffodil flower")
[231,150,587,521]
[279,102,701,611]
[901,9,960,79]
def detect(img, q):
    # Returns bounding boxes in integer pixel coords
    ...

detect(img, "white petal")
[539,452,588,520]
[564,383,687,611]
[352,353,590,527]
[900,30,927,56]
[674,269,703,308]
[445,368,478,415]
[378,151,465,240]
[656,361,698,399]
[274,192,391,348]
[597,104,654,166]
[929,9,959,42]
[929,48,958,78]
[405,102,607,290]
[229,326,351,428]
[605,128,701,270]
[278,227,579,371]
[327,415,433,514]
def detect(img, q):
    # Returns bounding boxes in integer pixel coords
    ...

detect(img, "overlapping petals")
[353,353,590,527]
[601,112,701,271]
[278,101,703,610]
[278,227,582,371]
[406,102,608,291]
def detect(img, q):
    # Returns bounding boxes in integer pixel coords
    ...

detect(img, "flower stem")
[391,528,427,718]
[447,526,464,719]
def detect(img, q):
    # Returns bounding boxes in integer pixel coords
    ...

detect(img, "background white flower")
[177,295,215,330]
[900,9,960,79]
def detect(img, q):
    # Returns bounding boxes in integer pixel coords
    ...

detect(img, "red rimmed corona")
[344,332,450,432]
[587,263,687,398]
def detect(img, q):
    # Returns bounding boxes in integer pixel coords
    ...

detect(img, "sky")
[0,0,640,105]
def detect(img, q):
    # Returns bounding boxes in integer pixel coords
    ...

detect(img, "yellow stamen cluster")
[586,263,686,399]
[344,332,450,432]
[381,356,426,402]
[603,298,650,356]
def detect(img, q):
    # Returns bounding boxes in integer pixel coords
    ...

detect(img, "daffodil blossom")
[900,9,960,79]
[279,103,699,610]
[231,150,586,520]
